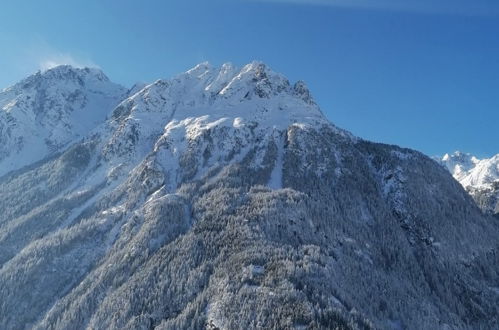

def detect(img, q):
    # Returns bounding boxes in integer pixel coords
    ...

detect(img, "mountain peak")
[41,65,109,83]
[9,65,112,94]
[1,61,499,329]
[293,80,314,104]
[185,61,212,77]
[439,151,499,214]
[42,65,109,80]
[442,150,474,162]
[0,65,126,177]
[113,61,325,126]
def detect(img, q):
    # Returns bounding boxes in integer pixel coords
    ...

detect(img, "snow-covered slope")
[439,151,499,214]
[97,62,335,185]
[0,65,126,177]
[0,63,498,330]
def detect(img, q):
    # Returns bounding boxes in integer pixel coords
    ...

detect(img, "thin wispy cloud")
[39,52,98,71]
[6,40,101,84]
[25,39,99,72]
[252,0,499,16]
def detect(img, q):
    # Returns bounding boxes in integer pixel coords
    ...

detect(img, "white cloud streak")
[39,52,98,71]
[251,0,499,16]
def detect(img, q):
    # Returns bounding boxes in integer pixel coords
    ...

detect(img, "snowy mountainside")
[72,61,338,195]
[0,65,126,177]
[439,151,499,214]
[101,62,335,180]
[0,63,498,330]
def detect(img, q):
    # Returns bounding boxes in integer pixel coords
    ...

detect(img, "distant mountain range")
[0,63,498,329]
[438,151,499,215]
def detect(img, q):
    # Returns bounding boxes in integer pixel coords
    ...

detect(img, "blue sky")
[1,0,498,157]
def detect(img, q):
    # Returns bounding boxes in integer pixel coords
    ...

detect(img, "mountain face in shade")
[439,151,499,215]
[0,63,498,330]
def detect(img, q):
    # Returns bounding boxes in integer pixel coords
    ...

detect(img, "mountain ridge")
[0,63,498,329]
[438,151,499,215]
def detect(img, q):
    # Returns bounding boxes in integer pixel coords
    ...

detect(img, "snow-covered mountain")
[0,65,126,177]
[439,151,499,215]
[1,63,498,330]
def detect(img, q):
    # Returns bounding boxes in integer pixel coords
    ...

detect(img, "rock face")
[439,151,499,215]
[0,63,498,330]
